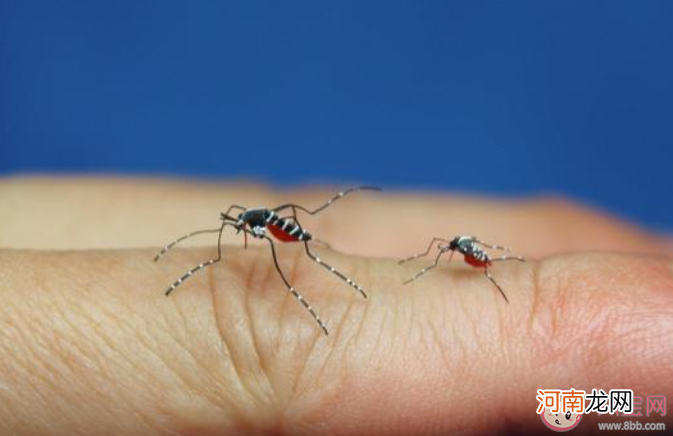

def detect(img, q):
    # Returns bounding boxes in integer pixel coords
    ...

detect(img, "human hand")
[0,176,671,435]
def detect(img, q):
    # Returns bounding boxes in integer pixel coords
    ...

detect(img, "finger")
[350,252,673,435]
[0,176,667,258]
[1,247,671,435]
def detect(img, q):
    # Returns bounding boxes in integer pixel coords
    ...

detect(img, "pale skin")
[0,176,672,436]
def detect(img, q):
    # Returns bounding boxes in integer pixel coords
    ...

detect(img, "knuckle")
[145,247,278,432]
[201,244,370,425]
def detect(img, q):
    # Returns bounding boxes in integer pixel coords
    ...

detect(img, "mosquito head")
[220,212,242,230]
[235,214,246,232]
[448,237,460,250]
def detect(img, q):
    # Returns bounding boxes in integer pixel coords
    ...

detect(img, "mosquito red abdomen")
[268,224,300,242]
[266,216,313,242]
[464,254,489,268]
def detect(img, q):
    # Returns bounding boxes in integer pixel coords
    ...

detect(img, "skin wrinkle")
[19,318,80,405]
[0,324,58,434]
[249,243,281,341]
[274,264,292,339]
[527,256,543,334]
[346,260,377,349]
[159,248,278,434]
[387,279,406,352]
[157,307,229,416]
[497,264,534,352]
[583,280,673,380]
[325,260,381,370]
[488,288,508,354]
[544,260,568,342]
[141,321,236,429]
[308,288,359,398]
[434,292,467,371]
[67,274,150,366]
[276,245,330,408]
[243,260,278,410]
[527,257,581,371]
[0,296,43,376]
[455,288,492,359]
[138,311,228,415]
[150,251,256,429]
[134,411,173,436]
[224,243,326,426]
[349,280,374,352]
[247,243,348,434]
[12,277,132,434]
[447,320,471,384]
[369,300,389,364]
[290,314,323,402]
[213,247,282,422]
[324,257,372,372]
[202,260,254,414]
[285,252,372,425]
[426,318,453,375]
[55,305,121,395]
[206,257,254,411]
[529,253,673,390]
[344,275,383,369]
[258,244,301,411]
[581,310,631,374]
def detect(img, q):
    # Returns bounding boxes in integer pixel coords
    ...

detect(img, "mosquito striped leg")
[263,236,329,335]
[223,204,246,216]
[306,186,381,215]
[164,223,227,296]
[165,258,220,296]
[474,238,512,252]
[490,255,526,263]
[403,249,453,285]
[282,209,365,299]
[156,205,244,263]
[399,237,450,264]
[154,228,222,262]
[304,242,368,299]
[273,186,381,216]
[483,266,510,304]
[483,255,524,303]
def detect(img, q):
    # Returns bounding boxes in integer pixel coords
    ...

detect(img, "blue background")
[1,1,671,229]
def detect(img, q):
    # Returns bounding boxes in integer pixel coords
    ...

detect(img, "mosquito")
[154,186,381,335]
[399,235,525,303]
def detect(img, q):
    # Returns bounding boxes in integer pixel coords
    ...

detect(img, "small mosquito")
[399,235,525,303]
[154,186,381,335]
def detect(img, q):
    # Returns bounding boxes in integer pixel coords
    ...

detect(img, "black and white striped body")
[449,236,490,267]
[238,208,313,242]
